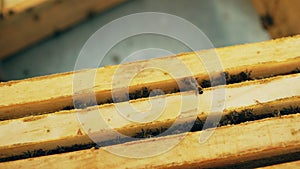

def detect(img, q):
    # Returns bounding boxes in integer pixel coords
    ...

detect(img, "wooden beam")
[0,73,299,158]
[252,0,300,38]
[1,113,299,168]
[0,0,126,59]
[0,36,300,120]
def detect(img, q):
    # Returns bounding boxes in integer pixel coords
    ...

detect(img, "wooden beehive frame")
[252,0,300,38]
[0,0,125,60]
[0,36,299,168]
[1,114,300,168]
[1,0,299,59]
[1,35,300,120]
[0,73,299,159]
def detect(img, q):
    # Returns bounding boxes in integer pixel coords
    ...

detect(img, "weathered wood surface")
[0,73,299,159]
[0,0,126,59]
[0,36,299,120]
[252,0,300,38]
[1,113,299,168]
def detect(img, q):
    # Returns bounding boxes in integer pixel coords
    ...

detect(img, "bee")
[190,117,204,131]
[128,87,150,100]
[231,111,241,124]
[74,100,95,109]
[181,77,203,94]
[62,105,74,110]
[272,110,281,117]
[150,89,165,96]
[200,79,211,88]
[227,70,252,84]
[243,109,255,120]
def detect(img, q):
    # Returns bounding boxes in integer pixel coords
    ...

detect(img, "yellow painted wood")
[0,0,126,59]
[0,36,300,120]
[0,73,299,159]
[1,113,299,168]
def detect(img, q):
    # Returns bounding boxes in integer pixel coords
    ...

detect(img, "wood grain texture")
[252,0,300,38]
[1,113,299,168]
[0,36,300,120]
[0,0,126,59]
[0,73,299,158]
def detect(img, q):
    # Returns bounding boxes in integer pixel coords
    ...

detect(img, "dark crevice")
[64,70,253,110]
[0,143,98,162]
[66,70,252,110]
[291,67,300,74]
[73,77,203,109]
[200,71,252,88]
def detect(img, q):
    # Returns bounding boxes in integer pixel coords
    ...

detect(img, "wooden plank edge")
[0,113,299,168]
[0,0,126,59]
[0,73,299,159]
[0,36,300,119]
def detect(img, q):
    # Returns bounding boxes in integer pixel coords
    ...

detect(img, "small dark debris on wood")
[261,13,274,29]
[32,14,40,21]
[87,10,98,18]
[8,10,14,16]
[53,30,62,37]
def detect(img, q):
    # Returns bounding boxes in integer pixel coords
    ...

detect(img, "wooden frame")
[0,73,299,159]
[0,0,126,60]
[1,114,299,168]
[0,36,299,167]
[252,0,300,38]
[0,35,300,120]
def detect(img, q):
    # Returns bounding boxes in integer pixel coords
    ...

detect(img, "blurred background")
[1,0,292,81]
